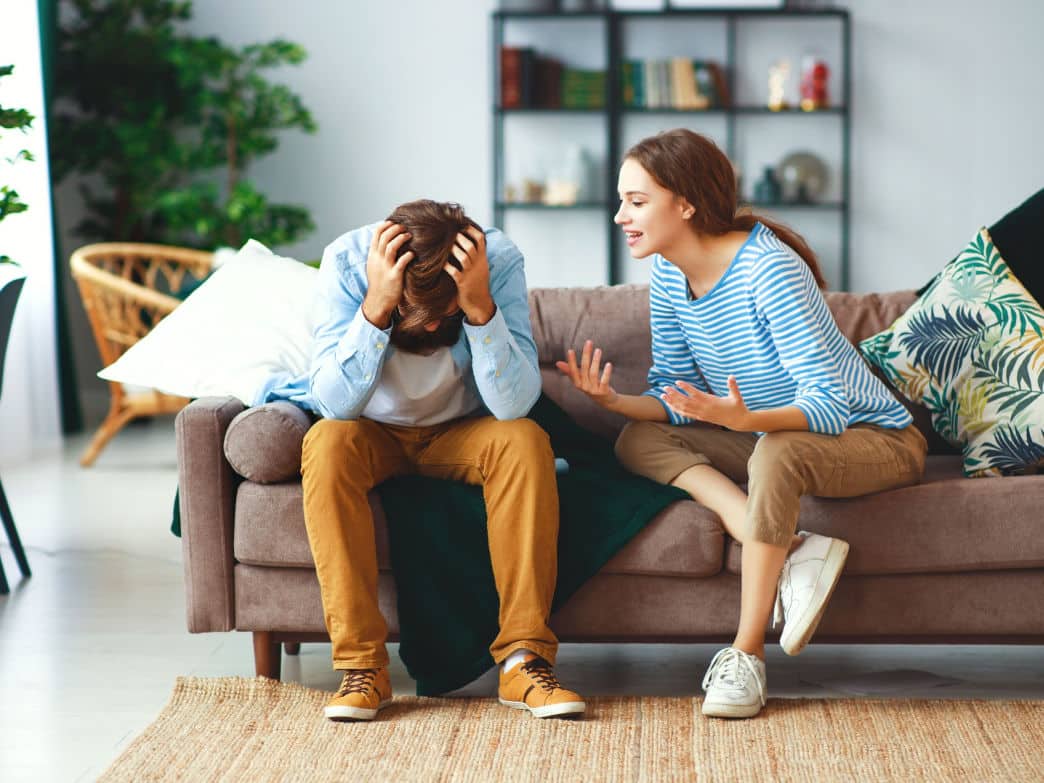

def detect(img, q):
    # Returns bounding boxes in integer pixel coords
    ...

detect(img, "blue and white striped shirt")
[644,222,911,435]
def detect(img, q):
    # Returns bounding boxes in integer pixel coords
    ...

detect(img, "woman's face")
[614,158,692,259]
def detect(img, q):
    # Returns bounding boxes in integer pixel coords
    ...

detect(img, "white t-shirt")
[360,346,482,426]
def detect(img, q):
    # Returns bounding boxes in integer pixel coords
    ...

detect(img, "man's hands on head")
[445,225,496,326]
[362,221,413,329]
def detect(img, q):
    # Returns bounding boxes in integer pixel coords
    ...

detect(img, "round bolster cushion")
[223,401,313,483]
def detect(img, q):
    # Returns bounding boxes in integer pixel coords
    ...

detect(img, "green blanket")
[173,394,687,695]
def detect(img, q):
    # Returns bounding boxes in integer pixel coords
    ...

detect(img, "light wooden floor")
[1,419,1042,782]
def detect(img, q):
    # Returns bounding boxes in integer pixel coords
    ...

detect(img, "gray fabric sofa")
[176,284,1044,680]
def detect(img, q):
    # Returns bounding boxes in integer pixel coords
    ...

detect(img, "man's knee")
[490,418,552,461]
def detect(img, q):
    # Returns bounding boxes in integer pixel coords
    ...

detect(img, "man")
[258,199,584,722]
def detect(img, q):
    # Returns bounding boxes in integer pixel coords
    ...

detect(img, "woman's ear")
[678,198,695,221]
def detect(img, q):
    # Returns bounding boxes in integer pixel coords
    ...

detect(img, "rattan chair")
[70,243,213,467]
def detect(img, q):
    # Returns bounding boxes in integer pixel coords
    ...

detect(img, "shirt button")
[483,336,491,345]
[495,370,501,377]
[364,374,371,381]
[376,342,384,349]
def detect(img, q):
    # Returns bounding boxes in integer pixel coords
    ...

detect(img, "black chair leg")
[0,554,8,595]
[0,476,30,584]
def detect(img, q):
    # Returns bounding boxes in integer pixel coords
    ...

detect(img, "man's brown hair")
[385,199,482,352]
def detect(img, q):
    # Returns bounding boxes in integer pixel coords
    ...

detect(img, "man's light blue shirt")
[254,223,542,421]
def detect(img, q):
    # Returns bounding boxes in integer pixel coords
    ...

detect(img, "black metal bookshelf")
[492,6,852,289]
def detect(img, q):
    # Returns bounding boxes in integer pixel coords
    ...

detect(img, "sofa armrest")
[176,395,246,632]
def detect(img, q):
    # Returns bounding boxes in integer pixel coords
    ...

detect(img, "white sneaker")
[700,647,767,719]
[774,531,850,656]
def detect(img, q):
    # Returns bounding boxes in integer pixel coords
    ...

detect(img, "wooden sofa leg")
[253,632,282,680]
[285,643,301,656]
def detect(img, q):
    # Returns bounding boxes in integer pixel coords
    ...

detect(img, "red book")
[500,46,523,109]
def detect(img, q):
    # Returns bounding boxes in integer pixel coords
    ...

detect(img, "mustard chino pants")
[301,415,560,670]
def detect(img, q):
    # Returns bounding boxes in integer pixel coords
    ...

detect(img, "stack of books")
[561,68,605,109]
[621,59,731,110]
[500,46,605,109]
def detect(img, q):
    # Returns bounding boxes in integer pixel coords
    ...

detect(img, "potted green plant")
[1,63,33,266]
[151,37,317,250]
[0,63,34,593]
[51,0,316,251]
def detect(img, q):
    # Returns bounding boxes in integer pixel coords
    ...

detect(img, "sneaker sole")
[701,699,763,719]
[780,539,850,656]
[324,698,392,722]
[498,697,586,719]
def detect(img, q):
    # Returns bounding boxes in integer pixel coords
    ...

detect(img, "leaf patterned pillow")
[860,228,1044,477]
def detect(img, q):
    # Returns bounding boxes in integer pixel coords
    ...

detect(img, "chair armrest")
[176,395,246,632]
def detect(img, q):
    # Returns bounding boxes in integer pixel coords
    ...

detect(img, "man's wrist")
[361,297,393,330]
[464,298,496,326]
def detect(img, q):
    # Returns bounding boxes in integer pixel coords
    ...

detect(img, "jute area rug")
[101,676,1044,782]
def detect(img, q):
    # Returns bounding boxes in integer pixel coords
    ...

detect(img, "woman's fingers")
[579,340,592,377]
[588,348,603,384]
[600,361,613,389]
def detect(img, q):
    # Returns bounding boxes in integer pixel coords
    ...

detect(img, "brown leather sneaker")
[324,667,393,721]
[498,654,586,719]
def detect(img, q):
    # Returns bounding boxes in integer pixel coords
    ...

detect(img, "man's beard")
[389,314,465,354]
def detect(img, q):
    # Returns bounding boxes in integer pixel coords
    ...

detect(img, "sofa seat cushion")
[725,455,1044,576]
[232,482,726,578]
[224,402,313,483]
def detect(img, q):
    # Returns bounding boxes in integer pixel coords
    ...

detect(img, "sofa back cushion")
[528,285,951,451]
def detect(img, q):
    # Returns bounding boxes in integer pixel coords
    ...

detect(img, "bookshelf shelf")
[496,107,606,114]
[496,201,609,210]
[746,201,846,210]
[492,8,852,288]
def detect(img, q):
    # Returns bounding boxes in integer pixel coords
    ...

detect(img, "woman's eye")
[631,201,644,207]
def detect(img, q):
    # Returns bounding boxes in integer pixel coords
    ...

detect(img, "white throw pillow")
[98,239,316,404]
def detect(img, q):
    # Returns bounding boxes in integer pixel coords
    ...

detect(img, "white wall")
[0,0,62,466]
[188,0,1044,292]
[846,0,1044,292]
[185,0,499,261]
[57,0,1044,418]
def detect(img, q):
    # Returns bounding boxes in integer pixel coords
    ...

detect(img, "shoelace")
[520,658,562,693]
[701,648,766,706]
[337,669,378,696]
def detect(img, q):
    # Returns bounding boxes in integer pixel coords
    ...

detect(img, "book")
[500,46,524,109]
[693,61,717,108]
[708,62,731,107]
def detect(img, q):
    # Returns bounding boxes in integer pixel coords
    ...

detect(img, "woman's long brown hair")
[624,129,827,289]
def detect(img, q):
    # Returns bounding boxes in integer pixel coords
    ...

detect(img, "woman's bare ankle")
[731,640,765,661]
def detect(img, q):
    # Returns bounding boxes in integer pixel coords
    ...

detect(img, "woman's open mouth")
[625,230,643,247]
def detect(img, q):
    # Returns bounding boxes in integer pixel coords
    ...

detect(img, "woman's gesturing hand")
[555,339,619,408]
[662,375,751,430]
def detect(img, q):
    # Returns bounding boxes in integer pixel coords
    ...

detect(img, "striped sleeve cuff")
[792,395,846,435]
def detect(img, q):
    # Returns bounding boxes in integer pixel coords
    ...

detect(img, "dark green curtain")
[38,0,83,433]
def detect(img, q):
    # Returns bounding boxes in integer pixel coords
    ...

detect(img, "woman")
[556,129,926,719]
